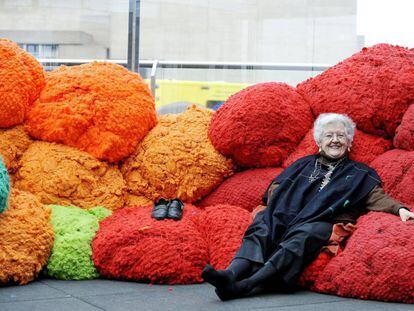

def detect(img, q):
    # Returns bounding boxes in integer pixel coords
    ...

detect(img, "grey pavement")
[0,278,412,311]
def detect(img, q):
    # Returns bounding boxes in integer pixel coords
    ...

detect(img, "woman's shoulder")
[288,154,317,167]
[346,158,381,182]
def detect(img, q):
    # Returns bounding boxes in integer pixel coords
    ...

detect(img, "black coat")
[235,155,381,264]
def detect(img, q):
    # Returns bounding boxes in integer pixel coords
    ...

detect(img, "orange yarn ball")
[0,39,45,128]
[26,62,156,162]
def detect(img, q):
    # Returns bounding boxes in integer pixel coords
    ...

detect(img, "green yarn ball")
[0,157,10,214]
[46,205,112,280]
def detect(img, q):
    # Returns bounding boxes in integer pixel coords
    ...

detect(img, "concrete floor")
[0,278,412,311]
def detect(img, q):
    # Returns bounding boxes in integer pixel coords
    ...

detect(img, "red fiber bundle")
[198,167,283,211]
[370,149,414,206]
[196,205,252,270]
[284,129,392,167]
[297,44,414,137]
[314,212,414,303]
[209,82,313,167]
[394,105,414,151]
[92,204,208,284]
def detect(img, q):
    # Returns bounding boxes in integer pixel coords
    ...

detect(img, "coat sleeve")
[262,182,280,205]
[365,186,408,215]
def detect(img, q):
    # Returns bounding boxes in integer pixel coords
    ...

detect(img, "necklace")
[319,157,345,191]
[308,157,345,190]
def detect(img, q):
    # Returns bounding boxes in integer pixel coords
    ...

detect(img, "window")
[18,44,59,59]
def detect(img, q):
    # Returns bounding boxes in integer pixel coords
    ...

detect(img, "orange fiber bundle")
[0,39,45,128]
[284,129,391,167]
[26,62,157,162]
[14,142,126,210]
[0,126,32,175]
[0,189,54,285]
[122,106,234,204]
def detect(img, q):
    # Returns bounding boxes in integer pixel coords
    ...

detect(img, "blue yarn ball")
[0,157,10,214]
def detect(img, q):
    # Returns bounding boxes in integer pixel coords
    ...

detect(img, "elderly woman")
[202,113,414,300]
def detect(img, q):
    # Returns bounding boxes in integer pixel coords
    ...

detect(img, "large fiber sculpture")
[0,39,45,128]
[196,205,252,270]
[46,205,112,280]
[297,44,414,137]
[394,105,414,151]
[14,142,126,210]
[122,106,234,204]
[0,126,32,174]
[198,167,283,212]
[92,204,209,284]
[0,157,10,213]
[313,212,414,303]
[209,82,313,167]
[284,129,392,167]
[370,149,414,206]
[0,189,54,285]
[25,62,157,162]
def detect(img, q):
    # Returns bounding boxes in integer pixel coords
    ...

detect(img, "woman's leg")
[201,257,254,289]
[216,221,332,300]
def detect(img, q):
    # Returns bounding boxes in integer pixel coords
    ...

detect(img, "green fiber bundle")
[46,205,111,280]
[0,157,10,214]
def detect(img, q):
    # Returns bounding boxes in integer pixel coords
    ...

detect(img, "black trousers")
[235,221,333,288]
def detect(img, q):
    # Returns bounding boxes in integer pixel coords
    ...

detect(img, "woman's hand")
[399,208,414,221]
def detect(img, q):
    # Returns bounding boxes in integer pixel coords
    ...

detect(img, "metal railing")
[37,59,332,97]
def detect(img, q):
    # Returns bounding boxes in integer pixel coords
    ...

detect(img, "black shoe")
[152,198,169,220]
[167,199,184,220]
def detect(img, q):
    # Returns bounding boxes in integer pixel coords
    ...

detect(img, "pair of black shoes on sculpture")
[151,198,184,221]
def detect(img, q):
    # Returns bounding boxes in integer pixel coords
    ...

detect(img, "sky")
[357,0,414,48]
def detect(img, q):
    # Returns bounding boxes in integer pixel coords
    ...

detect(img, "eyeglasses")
[322,132,347,141]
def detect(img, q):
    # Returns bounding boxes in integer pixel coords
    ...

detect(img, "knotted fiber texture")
[209,82,313,167]
[0,189,54,285]
[122,106,234,205]
[394,105,414,151]
[14,142,126,210]
[0,157,10,213]
[370,149,414,206]
[0,126,32,175]
[26,62,157,162]
[195,205,252,270]
[297,44,414,137]
[0,39,45,128]
[284,129,392,167]
[92,204,209,284]
[45,205,112,280]
[313,212,414,303]
[198,167,283,212]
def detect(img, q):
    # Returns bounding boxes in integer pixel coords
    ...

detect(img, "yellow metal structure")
[146,80,249,109]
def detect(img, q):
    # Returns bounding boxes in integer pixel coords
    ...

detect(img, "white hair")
[313,113,356,145]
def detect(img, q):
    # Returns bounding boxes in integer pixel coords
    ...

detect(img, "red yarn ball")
[314,212,414,303]
[370,149,414,206]
[284,129,392,167]
[195,205,252,270]
[209,82,313,167]
[92,204,208,284]
[297,44,414,137]
[198,167,283,212]
[394,105,414,151]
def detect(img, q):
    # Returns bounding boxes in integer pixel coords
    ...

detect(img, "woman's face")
[319,123,351,159]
